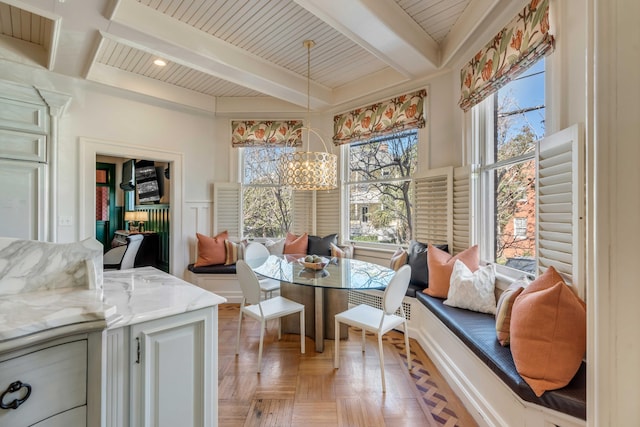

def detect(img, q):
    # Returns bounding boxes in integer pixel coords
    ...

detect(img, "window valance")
[333,89,426,146]
[231,120,303,147]
[458,0,554,112]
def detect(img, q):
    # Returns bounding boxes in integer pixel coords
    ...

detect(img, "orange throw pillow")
[510,266,587,397]
[283,232,308,255]
[424,245,479,298]
[194,231,228,267]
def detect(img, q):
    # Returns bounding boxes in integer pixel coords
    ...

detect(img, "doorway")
[79,138,184,276]
[95,162,117,250]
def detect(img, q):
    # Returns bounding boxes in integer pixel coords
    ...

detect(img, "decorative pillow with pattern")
[330,243,354,259]
[495,277,529,346]
[444,260,496,314]
[389,247,408,271]
[224,240,245,265]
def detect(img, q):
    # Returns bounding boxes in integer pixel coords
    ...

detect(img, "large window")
[475,59,545,275]
[241,146,294,238]
[344,130,418,245]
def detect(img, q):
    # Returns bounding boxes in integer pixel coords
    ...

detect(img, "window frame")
[340,130,419,249]
[471,59,548,278]
[239,145,295,240]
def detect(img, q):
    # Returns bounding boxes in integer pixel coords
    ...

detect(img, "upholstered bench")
[415,292,586,421]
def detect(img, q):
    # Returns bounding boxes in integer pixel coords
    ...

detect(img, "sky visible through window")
[497,59,545,141]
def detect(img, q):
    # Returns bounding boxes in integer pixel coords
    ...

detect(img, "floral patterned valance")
[333,89,426,146]
[231,120,303,147]
[459,0,554,112]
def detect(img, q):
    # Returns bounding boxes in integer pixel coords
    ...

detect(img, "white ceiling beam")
[108,0,332,109]
[294,0,440,77]
[440,0,502,67]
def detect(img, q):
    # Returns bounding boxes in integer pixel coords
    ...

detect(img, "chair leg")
[378,333,386,393]
[334,319,340,368]
[361,328,366,353]
[278,317,282,340]
[300,309,305,354]
[404,320,411,370]
[257,318,265,374]
[235,301,244,355]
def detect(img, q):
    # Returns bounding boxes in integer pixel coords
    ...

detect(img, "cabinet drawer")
[0,128,46,162]
[31,406,86,427]
[0,340,87,427]
[0,98,49,134]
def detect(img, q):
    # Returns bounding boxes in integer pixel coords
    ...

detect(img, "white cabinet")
[0,338,88,427]
[0,159,46,240]
[106,307,218,427]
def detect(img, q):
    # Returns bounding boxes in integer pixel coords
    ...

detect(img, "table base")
[280,283,349,352]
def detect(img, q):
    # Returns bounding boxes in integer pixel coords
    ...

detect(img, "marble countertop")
[0,267,226,346]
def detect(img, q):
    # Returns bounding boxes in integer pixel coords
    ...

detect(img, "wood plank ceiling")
[0,0,506,113]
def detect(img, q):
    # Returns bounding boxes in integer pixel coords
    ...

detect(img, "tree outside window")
[346,130,417,245]
[482,59,544,270]
[242,146,294,238]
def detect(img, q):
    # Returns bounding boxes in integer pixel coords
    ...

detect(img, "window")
[241,146,294,239]
[513,217,527,239]
[344,130,418,245]
[475,59,545,273]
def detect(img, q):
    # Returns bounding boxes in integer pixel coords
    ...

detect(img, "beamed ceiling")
[0,0,516,114]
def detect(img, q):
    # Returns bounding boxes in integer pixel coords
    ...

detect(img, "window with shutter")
[213,182,241,239]
[536,123,585,295]
[473,58,545,275]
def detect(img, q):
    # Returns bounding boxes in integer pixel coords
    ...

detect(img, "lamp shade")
[279,151,337,191]
[134,211,148,222]
[124,211,148,222]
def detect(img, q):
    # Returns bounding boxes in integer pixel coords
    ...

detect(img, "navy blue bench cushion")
[188,263,236,274]
[415,292,586,420]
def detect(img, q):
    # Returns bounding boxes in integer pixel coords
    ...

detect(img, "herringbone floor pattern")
[218,303,477,427]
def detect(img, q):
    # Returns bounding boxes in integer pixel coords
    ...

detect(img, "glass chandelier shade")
[279,40,338,191]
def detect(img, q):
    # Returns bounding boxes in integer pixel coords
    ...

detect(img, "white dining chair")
[244,242,281,299]
[235,260,305,373]
[334,264,412,392]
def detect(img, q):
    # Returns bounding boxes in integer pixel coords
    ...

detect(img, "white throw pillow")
[264,238,285,255]
[444,260,496,314]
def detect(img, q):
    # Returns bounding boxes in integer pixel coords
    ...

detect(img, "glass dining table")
[253,254,396,352]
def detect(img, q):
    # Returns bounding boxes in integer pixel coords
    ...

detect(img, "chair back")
[244,242,270,268]
[119,234,144,270]
[236,260,262,305]
[382,264,411,315]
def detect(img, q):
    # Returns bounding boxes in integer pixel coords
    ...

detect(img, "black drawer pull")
[0,381,32,410]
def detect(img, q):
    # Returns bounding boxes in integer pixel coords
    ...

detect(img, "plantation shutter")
[316,189,340,238]
[452,166,472,255]
[414,167,453,247]
[536,123,585,295]
[292,190,314,235]
[213,182,242,239]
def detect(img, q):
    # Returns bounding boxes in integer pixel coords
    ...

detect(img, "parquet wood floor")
[218,303,478,427]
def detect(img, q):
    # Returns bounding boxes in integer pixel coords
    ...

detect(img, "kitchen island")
[0,237,225,427]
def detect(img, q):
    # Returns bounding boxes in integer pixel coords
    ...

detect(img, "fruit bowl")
[298,256,329,271]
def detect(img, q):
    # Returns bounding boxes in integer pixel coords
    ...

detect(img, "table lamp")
[124,211,149,232]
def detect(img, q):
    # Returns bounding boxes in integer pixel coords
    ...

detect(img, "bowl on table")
[298,256,329,271]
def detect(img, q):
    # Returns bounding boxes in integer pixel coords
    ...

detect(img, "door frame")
[95,162,117,250]
[79,137,183,275]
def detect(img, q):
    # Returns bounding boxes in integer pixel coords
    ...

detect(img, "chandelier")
[279,40,337,191]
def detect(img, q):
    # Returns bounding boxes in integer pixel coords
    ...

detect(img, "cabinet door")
[130,308,216,427]
[0,159,45,240]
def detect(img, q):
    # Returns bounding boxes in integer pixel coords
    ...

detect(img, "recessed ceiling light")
[153,59,167,67]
